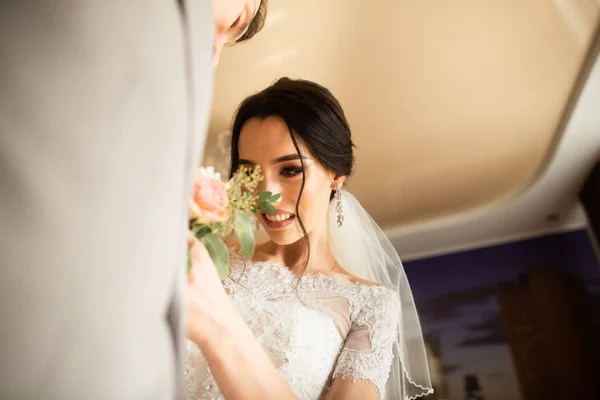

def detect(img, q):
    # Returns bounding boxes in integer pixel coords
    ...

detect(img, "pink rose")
[189,175,229,223]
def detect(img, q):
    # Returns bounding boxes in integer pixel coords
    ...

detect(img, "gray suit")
[0,1,213,398]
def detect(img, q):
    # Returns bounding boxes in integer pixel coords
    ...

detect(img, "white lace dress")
[185,251,401,400]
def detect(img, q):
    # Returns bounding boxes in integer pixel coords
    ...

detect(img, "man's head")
[213,0,268,65]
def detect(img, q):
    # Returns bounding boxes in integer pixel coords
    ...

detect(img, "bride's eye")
[281,166,303,178]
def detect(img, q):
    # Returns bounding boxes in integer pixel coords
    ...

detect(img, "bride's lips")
[261,210,296,230]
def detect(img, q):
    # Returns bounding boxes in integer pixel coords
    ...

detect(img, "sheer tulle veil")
[327,189,433,399]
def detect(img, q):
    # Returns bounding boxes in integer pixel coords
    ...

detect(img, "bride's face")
[237,116,342,245]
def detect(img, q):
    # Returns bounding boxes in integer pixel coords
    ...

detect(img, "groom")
[0,1,278,399]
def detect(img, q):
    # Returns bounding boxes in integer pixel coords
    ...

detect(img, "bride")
[185,77,433,400]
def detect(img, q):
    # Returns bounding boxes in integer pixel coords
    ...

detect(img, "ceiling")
[204,0,600,257]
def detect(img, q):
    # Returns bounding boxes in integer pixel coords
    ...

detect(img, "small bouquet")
[188,166,279,279]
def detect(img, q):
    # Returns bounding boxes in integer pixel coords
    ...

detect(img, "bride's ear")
[331,174,346,189]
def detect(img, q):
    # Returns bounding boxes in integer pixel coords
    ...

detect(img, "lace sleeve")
[332,287,400,398]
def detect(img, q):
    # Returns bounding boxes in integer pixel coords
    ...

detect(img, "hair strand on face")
[287,125,310,280]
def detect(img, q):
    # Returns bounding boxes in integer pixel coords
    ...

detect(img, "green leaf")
[269,193,281,202]
[262,201,277,214]
[187,250,192,273]
[193,224,212,237]
[200,233,229,280]
[235,211,255,259]
[258,191,272,201]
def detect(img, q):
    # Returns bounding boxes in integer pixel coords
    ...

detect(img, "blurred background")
[203,1,600,399]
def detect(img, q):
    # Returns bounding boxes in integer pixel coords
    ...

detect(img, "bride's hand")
[186,235,297,400]
[186,233,231,345]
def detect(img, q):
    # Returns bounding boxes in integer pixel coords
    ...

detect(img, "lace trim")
[408,387,435,400]
[402,363,435,400]
[333,346,394,399]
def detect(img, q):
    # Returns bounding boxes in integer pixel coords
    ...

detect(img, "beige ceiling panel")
[205,0,599,228]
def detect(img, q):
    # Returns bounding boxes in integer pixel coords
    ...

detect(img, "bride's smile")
[261,210,296,229]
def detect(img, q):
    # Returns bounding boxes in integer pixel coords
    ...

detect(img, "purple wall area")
[403,229,600,400]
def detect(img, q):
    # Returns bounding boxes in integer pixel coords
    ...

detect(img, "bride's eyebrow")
[272,154,309,164]
[238,154,309,166]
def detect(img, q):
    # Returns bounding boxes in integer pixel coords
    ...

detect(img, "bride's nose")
[262,180,282,204]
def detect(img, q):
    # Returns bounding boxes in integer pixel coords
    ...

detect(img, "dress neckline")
[240,257,389,292]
